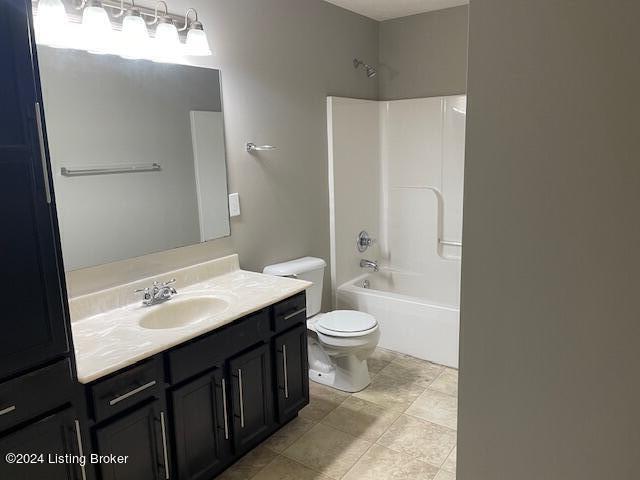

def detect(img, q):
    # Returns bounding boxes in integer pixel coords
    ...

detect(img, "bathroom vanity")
[1,252,311,480]
[67,256,310,480]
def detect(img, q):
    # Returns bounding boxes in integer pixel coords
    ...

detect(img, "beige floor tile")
[261,416,316,453]
[434,469,456,480]
[352,373,425,411]
[342,444,440,480]
[441,446,457,473]
[429,369,459,397]
[321,396,402,442]
[378,414,457,467]
[283,423,371,479]
[368,347,398,374]
[299,382,350,422]
[406,388,458,429]
[252,455,332,480]
[379,355,445,389]
[217,445,278,480]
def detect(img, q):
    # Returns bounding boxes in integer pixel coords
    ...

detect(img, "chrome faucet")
[135,278,178,306]
[359,259,379,272]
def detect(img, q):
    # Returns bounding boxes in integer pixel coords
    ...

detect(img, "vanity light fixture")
[34,0,68,46]
[180,8,212,56]
[80,0,113,54]
[147,1,181,62]
[32,0,213,61]
[117,0,149,59]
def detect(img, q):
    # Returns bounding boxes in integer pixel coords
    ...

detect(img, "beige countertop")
[69,255,310,384]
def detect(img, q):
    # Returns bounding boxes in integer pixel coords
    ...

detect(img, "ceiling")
[323,0,469,21]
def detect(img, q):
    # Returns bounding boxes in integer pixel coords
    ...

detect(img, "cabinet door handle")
[34,102,52,204]
[221,378,229,440]
[282,345,289,399]
[159,411,170,480]
[0,405,16,416]
[284,308,306,321]
[109,380,157,406]
[238,369,245,428]
[74,420,87,480]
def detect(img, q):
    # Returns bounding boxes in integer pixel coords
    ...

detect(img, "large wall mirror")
[37,47,229,271]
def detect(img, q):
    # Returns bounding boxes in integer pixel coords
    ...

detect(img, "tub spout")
[360,259,379,272]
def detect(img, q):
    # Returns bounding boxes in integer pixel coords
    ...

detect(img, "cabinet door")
[171,368,232,480]
[229,344,274,452]
[0,408,83,480]
[0,0,70,380]
[95,400,169,480]
[274,324,309,421]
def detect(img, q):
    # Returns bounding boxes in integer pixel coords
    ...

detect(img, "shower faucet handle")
[357,230,376,252]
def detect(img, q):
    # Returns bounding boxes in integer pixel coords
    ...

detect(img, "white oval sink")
[139,296,229,330]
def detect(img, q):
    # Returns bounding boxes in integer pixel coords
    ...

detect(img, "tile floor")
[218,348,458,480]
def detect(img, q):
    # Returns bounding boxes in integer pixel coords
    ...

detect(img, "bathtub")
[337,270,460,368]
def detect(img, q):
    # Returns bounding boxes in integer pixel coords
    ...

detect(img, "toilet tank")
[263,257,326,317]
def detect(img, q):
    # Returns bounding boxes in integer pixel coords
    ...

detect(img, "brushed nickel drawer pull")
[160,411,170,480]
[74,420,87,480]
[284,307,306,321]
[109,380,157,406]
[238,369,245,428]
[282,345,289,399]
[0,405,16,416]
[221,378,229,440]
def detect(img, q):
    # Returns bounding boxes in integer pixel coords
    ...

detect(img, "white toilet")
[264,257,379,393]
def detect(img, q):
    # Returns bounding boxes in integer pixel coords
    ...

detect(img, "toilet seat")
[315,310,378,338]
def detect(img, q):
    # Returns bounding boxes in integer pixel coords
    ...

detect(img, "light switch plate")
[229,193,241,217]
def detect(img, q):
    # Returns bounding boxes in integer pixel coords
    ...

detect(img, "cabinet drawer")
[0,359,73,432]
[272,293,307,332]
[168,309,270,385]
[90,358,162,423]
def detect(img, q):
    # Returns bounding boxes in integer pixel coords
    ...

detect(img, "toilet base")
[309,354,371,393]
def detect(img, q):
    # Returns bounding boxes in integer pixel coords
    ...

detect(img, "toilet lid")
[316,310,378,336]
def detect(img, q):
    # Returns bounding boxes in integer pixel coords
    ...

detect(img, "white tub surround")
[69,254,310,383]
[327,96,464,367]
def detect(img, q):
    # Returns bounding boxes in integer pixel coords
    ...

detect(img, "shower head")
[353,58,377,78]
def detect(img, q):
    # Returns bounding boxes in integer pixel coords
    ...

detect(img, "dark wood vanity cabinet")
[94,400,169,480]
[81,293,309,480]
[0,0,70,381]
[0,407,84,480]
[228,344,274,452]
[1,3,82,479]
[274,323,310,422]
[171,369,231,480]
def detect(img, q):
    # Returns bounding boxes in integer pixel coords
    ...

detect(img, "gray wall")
[66,0,379,307]
[458,1,640,479]
[378,6,468,100]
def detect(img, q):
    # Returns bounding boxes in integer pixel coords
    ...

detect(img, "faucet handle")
[134,287,152,300]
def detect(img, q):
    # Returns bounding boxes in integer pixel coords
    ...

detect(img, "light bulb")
[34,0,67,47]
[120,10,149,59]
[81,2,113,54]
[152,18,181,63]
[185,24,211,56]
